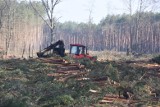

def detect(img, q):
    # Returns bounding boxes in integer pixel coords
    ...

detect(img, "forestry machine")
[37,40,65,57]
[37,40,97,60]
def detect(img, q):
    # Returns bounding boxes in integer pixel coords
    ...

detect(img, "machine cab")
[69,44,97,60]
[70,44,87,55]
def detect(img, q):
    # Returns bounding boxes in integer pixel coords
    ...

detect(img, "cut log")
[58,66,80,71]
[56,70,80,74]
[92,76,108,81]
[99,100,113,104]
[38,58,65,64]
[63,72,88,82]
[145,73,160,78]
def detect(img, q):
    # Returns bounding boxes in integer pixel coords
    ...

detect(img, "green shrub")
[0,97,28,107]
[76,58,93,67]
[88,62,109,78]
[57,95,74,106]
[152,55,160,64]
[107,64,119,82]
[43,95,74,106]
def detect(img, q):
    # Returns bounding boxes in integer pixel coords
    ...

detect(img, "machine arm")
[37,40,65,57]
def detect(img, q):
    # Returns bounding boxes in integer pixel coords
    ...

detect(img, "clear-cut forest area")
[0,0,160,107]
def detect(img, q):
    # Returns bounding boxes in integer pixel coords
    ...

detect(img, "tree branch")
[0,0,7,29]
[29,0,52,28]
[41,0,51,20]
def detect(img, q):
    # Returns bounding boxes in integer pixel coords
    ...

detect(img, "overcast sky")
[35,0,160,24]
[55,0,125,24]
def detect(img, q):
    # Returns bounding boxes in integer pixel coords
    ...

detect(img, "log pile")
[37,58,65,64]
[38,58,88,82]
[99,95,138,106]
[98,94,160,106]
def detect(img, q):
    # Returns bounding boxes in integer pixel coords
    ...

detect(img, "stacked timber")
[39,57,87,82]
[99,95,137,106]
[98,94,159,106]
[37,58,65,64]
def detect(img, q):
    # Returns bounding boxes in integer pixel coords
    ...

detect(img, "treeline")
[0,0,44,57]
[49,12,160,54]
[100,12,160,53]
[43,22,102,50]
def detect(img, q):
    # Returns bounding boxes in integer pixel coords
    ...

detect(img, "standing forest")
[0,0,160,57]
[0,0,44,57]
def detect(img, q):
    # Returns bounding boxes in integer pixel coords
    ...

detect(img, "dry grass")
[89,50,154,61]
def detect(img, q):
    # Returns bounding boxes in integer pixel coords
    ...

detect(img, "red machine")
[69,44,97,60]
[37,40,97,61]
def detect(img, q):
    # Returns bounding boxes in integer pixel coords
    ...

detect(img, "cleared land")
[0,51,160,107]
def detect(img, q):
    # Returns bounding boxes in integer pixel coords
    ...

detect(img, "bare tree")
[29,0,61,43]
[122,0,135,54]
[86,0,95,50]
[2,0,17,55]
[135,0,160,53]
[122,0,160,54]
[0,0,7,29]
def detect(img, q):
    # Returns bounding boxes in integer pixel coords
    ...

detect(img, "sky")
[55,0,125,24]
[31,0,160,24]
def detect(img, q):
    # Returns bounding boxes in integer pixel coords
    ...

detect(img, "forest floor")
[0,51,160,107]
